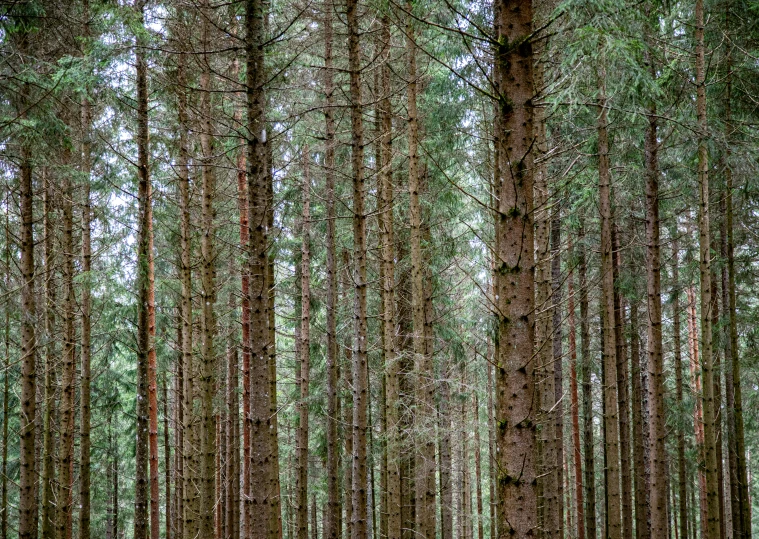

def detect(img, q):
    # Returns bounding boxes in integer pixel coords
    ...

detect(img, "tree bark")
[176,36,197,539]
[323,2,340,537]
[474,394,484,539]
[198,4,218,536]
[405,5,436,538]
[612,227,632,539]
[630,301,650,539]
[597,54,622,539]
[492,1,538,536]
[568,240,585,539]
[551,202,564,539]
[346,1,369,536]
[643,48,667,536]
[687,283,707,537]
[695,1,721,535]
[439,365,453,539]
[579,223,596,539]
[58,146,76,539]
[163,376,172,539]
[723,18,750,534]
[297,149,312,539]
[377,11,401,539]
[533,26,557,539]
[133,2,154,534]
[16,14,38,539]
[1,194,9,539]
[247,0,277,535]
[79,4,93,536]
[41,172,57,539]
[671,236,687,539]
[341,250,355,539]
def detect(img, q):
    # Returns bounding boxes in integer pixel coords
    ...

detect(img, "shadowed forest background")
[1,0,759,538]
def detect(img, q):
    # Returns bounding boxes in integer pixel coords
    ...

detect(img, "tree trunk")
[579,223,596,539]
[474,395,484,539]
[533,25,557,539]
[342,250,355,539]
[642,57,667,537]
[404,7,436,538]
[376,11,401,539]
[723,19,750,534]
[297,150,312,539]
[346,1,369,537]
[671,235,687,539]
[174,321,183,539]
[568,240,585,539]
[598,54,622,539]
[226,259,241,539]
[439,365,453,539]
[247,0,277,536]
[198,4,218,536]
[79,4,93,535]
[687,284,707,537]
[695,0,721,535]
[41,172,57,539]
[323,2,340,537]
[710,271,726,539]
[630,301,650,539]
[163,376,172,539]
[56,137,76,539]
[16,19,38,539]
[551,202,565,539]
[133,2,154,534]
[177,38,197,539]
[612,227,632,539]
[492,0,538,536]
[487,358,496,539]
[114,429,120,539]
[1,195,9,539]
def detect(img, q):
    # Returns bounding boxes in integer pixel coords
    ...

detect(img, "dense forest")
[1,0,759,538]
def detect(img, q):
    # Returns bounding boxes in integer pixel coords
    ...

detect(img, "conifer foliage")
[1,1,758,539]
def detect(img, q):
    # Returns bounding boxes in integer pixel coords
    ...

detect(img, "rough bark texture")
[598,57,622,539]
[492,1,538,536]
[474,395,484,539]
[695,1,721,536]
[551,204,564,539]
[378,12,401,539]
[16,13,38,538]
[2,196,8,539]
[58,152,76,539]
[198,4,217,537]
[133,3,153,534]
[41,174,57,539]
[79,5,93,536]
[533,31,558,539]
[440,366,453,539]
[612,228,631,539]
[297,150,312,539]
[671,236,687,539]
[163,377,172,539]
[724,23,750,534]
[629,302,650,539]
[568,243,585,539]
[346,1,369,537]
[579,225,596,539]
[406,6,436,538]
[176,40,197,539]
[643,50,666,537]
[247,0,277,536]
[341,249,355,539]
[323,2,340,537]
